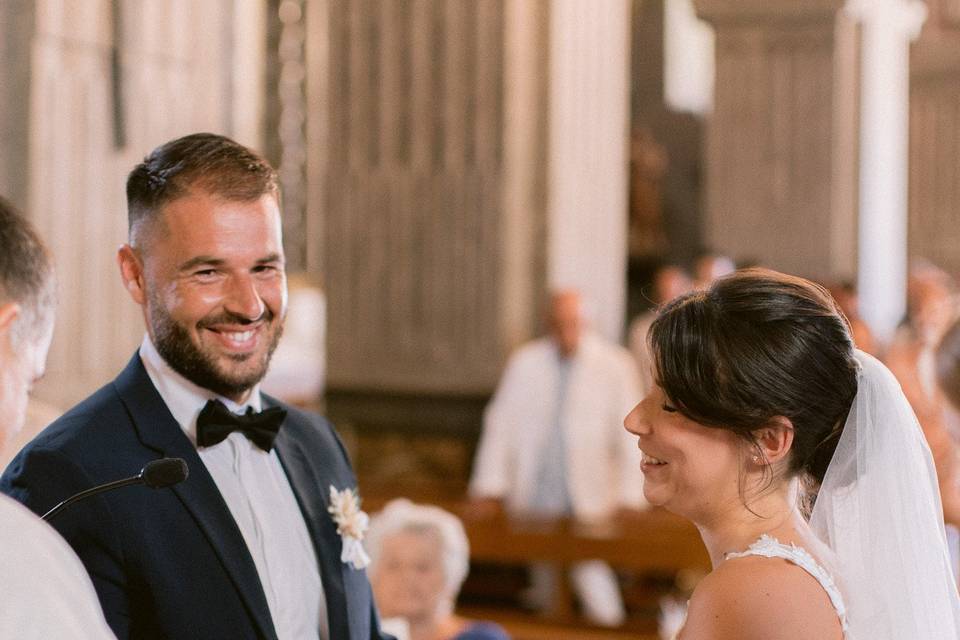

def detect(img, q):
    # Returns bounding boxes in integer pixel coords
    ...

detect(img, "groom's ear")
[753,416,795,466]
[117,244,147,306]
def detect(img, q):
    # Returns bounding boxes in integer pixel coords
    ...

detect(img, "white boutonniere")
[327,485,371,570]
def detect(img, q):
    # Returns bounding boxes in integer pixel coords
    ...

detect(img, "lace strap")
[725,535,849,636]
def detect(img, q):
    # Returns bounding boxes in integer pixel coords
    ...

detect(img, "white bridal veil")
[810,351,960,639]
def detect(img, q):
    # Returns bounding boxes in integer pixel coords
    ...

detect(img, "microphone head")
[141,458,189,489]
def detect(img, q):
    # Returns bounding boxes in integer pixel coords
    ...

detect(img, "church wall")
[909,1,960,274]
[20,0,261,408]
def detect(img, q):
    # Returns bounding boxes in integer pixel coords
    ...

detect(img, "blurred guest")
[0,197,114,637]
[888,264,960,576]
[629,264,693,395]
[931,318,960,582]
[826,281,879,356]
[933,320,960,529]
[887,262,957,440]
[692,250,735,290]
[470,290,644,626]
[368,499,510,640]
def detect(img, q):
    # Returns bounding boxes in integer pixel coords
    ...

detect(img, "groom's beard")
[147,292,283,399]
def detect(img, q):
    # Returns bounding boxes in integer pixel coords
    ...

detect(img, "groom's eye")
[662,403,678,413]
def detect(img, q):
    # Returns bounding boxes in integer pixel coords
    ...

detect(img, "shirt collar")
[138,334,263,445]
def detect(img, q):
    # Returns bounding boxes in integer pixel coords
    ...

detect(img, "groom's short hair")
[125,133,279,247]
[0,197,55,346]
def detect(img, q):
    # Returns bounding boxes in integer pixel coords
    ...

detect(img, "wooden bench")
[363,490,708,632]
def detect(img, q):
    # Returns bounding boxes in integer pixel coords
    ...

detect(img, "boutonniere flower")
[327,485,371,570]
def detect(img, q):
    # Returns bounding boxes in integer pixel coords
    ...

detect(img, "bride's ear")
[752,417,795,466]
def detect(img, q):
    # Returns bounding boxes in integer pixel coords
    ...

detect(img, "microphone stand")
[41,458,188,522]
[42,475,143,521]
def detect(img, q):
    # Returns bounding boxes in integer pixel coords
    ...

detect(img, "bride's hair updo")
[649,268,859,486]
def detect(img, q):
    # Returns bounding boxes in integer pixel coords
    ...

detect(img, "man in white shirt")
[470,290,646,626]
[0,197,114,638]
[1,135,390,640]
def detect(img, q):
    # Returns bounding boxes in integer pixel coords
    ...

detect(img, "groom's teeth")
[226,331,254,342]
[642,453,667,465]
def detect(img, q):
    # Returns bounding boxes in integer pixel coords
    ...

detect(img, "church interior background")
[2,1,959,637]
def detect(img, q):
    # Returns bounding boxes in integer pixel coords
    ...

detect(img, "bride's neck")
[696,484,805,568]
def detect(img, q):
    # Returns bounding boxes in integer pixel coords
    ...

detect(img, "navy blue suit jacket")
[1,354,389,640]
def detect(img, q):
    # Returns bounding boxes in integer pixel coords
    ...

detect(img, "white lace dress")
[667,535,850,639]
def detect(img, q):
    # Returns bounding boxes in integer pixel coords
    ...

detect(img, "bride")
[624,268,960,639]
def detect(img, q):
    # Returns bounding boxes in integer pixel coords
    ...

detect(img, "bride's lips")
[640,450,668,474]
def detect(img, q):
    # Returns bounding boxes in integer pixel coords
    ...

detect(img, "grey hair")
[366,499,470,598]
[0,197,56,346]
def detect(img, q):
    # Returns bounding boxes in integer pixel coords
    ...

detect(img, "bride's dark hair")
[649,268,858,488]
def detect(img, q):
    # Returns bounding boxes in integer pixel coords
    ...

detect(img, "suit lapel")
[113,355,278,640]
[273,420,353,640]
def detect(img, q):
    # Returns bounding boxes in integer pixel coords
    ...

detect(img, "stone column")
[847,0,927,344]
[694,0,858,283]
[546,0,632,342]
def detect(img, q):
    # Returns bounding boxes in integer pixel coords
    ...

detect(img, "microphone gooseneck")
[41,457,189,522]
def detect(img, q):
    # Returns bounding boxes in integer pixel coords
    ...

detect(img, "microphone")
[42,458,189,522]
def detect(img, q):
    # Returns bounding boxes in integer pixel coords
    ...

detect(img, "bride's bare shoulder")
[679,555,843,640]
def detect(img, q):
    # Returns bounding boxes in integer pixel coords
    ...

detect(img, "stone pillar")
[694,0,858,283]
[847,0,926,344]
[501,0,550,350]
[546,0,632,342]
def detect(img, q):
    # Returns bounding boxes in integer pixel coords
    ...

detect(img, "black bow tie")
[195,399,287,451]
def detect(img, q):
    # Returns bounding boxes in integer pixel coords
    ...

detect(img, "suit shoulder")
[272,401,351,459]
[25,382,128,453]
[282,403,337,436]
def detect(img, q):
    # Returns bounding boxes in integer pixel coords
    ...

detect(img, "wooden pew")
[363,490,709,635]
[364,491,708,574]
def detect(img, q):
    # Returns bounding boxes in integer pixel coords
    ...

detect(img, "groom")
[1,133,389,640]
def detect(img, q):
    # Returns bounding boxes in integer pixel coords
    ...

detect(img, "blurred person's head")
[936,319,960,412]
[0,198,56,450]
[651,265,693,305]
[367,499,470,623]
[117,133,287,402]
[548,290,585,358]
[907,261,955,345]
[694,251,736,288]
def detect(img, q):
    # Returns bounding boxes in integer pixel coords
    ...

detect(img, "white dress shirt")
[140,336,327,640]
[0,493,116,638]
